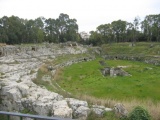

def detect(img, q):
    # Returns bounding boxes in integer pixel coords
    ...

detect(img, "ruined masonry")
[0,43,112,120]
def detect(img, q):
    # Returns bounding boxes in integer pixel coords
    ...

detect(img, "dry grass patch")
[0,43,6,46]
[39,64,48,73]
[66,76,72,81]
[79,75,86,80]
[54,68,63,81]
[77,94,160,120]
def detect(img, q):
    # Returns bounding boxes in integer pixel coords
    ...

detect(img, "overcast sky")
[0,0,160,32]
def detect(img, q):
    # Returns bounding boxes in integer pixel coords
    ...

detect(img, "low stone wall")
[48,56,95,71]
[103,55,160,65]
[0,45,40,57]
[0,46,17,56]
[0,43,87,57]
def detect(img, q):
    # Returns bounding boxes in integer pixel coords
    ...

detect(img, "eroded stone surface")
[0,43,112,119]
[114,103,128,117]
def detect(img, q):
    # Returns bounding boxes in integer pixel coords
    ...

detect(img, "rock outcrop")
[114,103,128,117]
[101,67,131,77]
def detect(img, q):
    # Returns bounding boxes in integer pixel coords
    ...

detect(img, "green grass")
[102,42,160,56]
[32,53,93,100]
[56,58,160,102]
[48,53,90,65]
[32,67,58,92]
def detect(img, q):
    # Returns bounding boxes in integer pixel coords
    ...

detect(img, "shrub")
[128,106,151,120]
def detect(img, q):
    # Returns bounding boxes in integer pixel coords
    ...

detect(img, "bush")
[128,106,151,120]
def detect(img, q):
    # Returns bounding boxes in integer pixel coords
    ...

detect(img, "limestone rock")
[91,105,112,117]
[32,101,53,115]
[66,98,88,110]
[105,108,113,112]
[91,108,104,117]
[6,88,22,101]
[92,105,105,109]
[17,83,29,97]
[74,106,90,120]
[110,67,130,77]
[101,67,110,76]
[114,103,128,117]
[66,98,90,119]
[52,100,72,118]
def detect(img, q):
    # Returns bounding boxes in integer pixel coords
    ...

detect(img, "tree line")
[87,14,160,45]
[0,13,160,45]
[0,13,79,44]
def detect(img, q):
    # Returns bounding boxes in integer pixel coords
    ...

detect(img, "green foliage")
[37,29,44,43]
[0,115,8,120]
[21,108,37,115]
[128,106,151,120]
[0,13,79,44]
[88,14,160,45]
[47,110,52,116]
[0,13,160,45]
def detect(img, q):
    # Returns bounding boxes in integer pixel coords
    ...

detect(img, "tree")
[25,19,36,43]
[89,31,102,46]
[0,13,159,45]
[126,22,134,42]
[57,13,79,42]
[37,29,44,43]
[0,16,9,43]
[0,16,25,44]
[111,20,127,42]
[133,16,140,43]
[33,17,45,43]
[66,18,79,41]
[141,14,160,42]
[97,24,112,43]
[45,18,59,43]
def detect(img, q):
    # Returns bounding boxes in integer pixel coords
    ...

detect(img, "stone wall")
[0,45,39,57]
[103,55,160,65]
[48,56,95,71]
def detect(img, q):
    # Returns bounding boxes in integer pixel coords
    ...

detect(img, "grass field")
[55,58,160,119]
[33,42,160,119]
[57,58,160,101]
